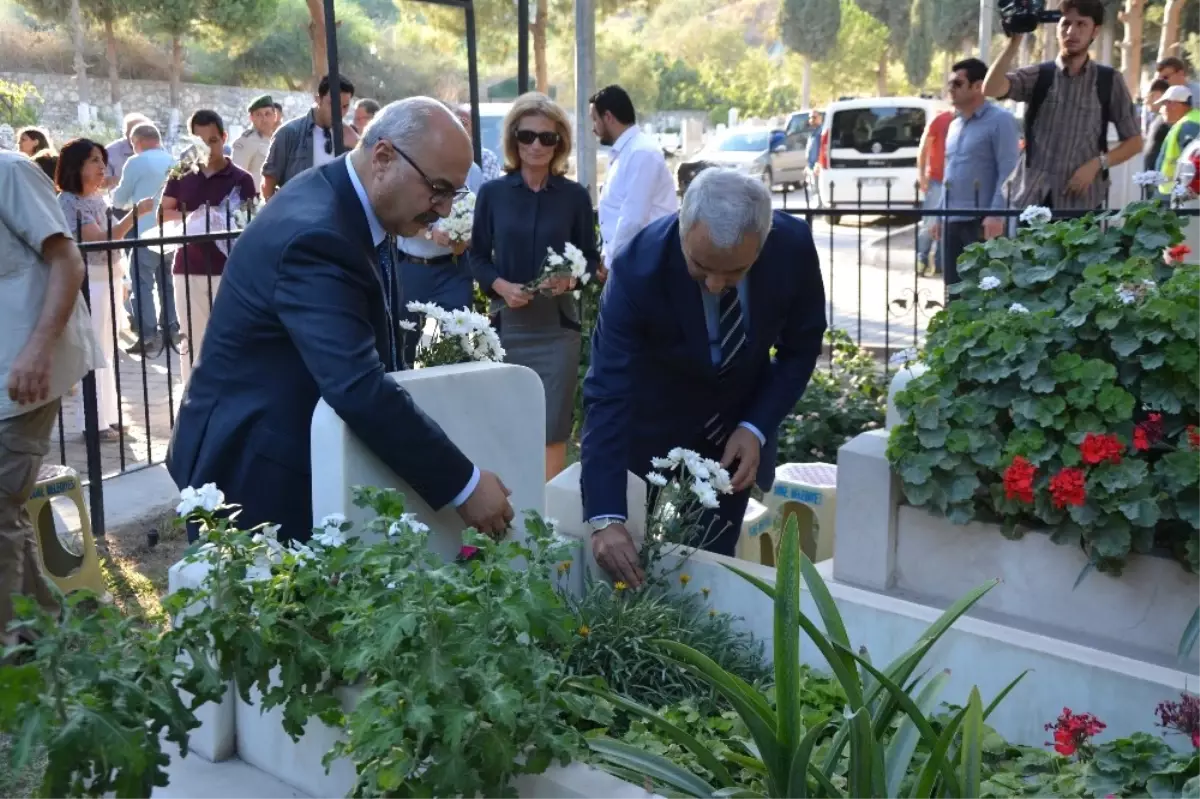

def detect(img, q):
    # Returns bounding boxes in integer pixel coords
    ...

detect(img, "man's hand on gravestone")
[592,523,645,589]
[458,469,514,539]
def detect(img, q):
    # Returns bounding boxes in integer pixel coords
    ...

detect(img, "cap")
[1158,85,1193,105]
[247,94,274,113]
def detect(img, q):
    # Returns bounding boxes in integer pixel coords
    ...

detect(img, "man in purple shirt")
[160,109,257,384]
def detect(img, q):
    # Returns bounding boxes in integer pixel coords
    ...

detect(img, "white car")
[676,126,808,193]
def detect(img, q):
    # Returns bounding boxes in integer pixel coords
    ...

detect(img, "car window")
[718,131,769,152]
[829,107,927,153]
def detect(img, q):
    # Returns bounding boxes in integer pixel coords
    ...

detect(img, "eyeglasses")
[515,130,561,147]
[389,142,469,204]
[946,78,967,89]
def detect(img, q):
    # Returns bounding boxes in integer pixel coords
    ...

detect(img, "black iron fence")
[60,191,1195,539]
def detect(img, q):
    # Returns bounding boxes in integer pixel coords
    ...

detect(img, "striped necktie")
[704,288,747,448]
[377,241,398,371]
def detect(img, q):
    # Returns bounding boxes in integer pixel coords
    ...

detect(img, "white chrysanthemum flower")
[650,456,675,469]
[707,464,734,495]
[1018,206,1052,226]
[1132,170,1168,187]
[177,483,225,516]
[1008,303,1030,314]
[646,471,669,487]
[690,479,720,509]
[979,275,1001,291]
[1117,288,1137,305]
[398,320,418,332]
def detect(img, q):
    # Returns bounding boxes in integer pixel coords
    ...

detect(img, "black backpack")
[1024,61,1116,178]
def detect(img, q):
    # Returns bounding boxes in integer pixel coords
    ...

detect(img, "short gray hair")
[680,168,773,250]
[130,123,160,143]
[361,97,463,151]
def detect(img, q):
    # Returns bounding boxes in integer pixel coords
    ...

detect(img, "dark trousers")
[397,255,475,366]
[940,219,983,298]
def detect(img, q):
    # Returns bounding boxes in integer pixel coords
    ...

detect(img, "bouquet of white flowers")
[402,301,505,367]
[146,187,253,257]
[637,447,735,577]
[429,191,475,254]
[522,242,590,292]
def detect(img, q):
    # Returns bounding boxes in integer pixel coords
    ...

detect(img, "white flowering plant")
[428,190,476,256]
[403,300,504,367]
[635,447,736,578]
[888,198,1199,576]
[524,242,590,293]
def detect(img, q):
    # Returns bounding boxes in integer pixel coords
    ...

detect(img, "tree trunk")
[1043,0,1060,61]
[1099,15,1114,65]
[801,55,812,109]
[1157,0,1185,62]
[876,49,887,96]
[942,50,952,81]
[307,0,328,89]
[104,17,120,107]
[1119,0,1145,96]
[532,0,549,93]
[69,0,89,108]
[169,35,183,111]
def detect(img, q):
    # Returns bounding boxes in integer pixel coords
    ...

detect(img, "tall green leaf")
[799,552,857,679]
[787,721,830,798]
[885,670,950,797]
[1180,607,1199,661]
[776,514,804,788]
[960,687,985,798]
[587,737,716,798]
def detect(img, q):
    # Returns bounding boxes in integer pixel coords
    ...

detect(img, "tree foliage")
[905,0,935,89]
[778,0,841,62]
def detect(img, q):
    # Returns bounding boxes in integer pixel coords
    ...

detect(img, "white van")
[815,97,948,219]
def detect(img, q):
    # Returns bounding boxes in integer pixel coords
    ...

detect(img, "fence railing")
[61,192,1196,540]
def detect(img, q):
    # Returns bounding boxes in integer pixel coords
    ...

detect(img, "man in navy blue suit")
[167,98,514,543]
[580,168,827,587]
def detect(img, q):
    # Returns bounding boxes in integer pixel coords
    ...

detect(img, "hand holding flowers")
[524,242,590,294]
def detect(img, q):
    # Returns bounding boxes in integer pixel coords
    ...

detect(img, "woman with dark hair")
[17,126,52,157]
[470,92,600,480]
[31,149,58,182]
[55,137,153,441]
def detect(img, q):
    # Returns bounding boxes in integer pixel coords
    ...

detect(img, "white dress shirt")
[598,125,679,268]
[312,126,335,168]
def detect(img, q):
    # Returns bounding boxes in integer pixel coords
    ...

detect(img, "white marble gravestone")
[310,362,547,560]
[545,462,648,583]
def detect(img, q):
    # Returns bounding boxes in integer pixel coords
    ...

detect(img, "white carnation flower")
[1018,206,1052,226]
[1008,303,1030,314]
[177,483,225,517]
[1132,170,1168,187]
[645,471,669,487]
[979,275,1001,291]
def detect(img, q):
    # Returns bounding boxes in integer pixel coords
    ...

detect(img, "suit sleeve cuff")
[451,466,480,508]
[739,421,766,446]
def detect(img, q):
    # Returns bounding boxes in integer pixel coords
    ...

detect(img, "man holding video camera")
[983,0,1141,211]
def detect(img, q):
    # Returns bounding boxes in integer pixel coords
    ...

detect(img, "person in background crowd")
[1156,56,1200,111]
[1142,78,1172,169]
[104,113,151,192]
[0,125,15,151]
[984,0,1141,210]
[31,150,57,182]
[591,84,678,279]
[167,98,515,544]
[471,93,600,481]
[580,169,827,586]
[1156,85,1200,192]
[805,110,823,190]
[932,58,1021,289]
[261,74,358,199]
[158,110,257,385]
[17,127,52,157]
[55,139,153,441]
[395,106,485,365]
[915,105,954,275]
[271,101,284,123]
[113,123,178,357]
[0,152,97,647]
[353,98,380,133]
[232,95,279,192]
[456,103,503,182]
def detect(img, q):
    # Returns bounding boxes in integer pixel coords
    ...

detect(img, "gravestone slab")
[311,362,546,561]
[545,462,647,582]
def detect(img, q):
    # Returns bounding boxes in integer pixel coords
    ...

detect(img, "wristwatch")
[587,517,624,535]
[1099,153,1109,171]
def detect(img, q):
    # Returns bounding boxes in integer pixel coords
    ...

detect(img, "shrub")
[887,202,1199,574]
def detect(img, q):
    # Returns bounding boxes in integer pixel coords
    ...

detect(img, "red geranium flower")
[1167,243,1192,263]
[1080,432,1124,465]
[1046,708,1106,759]
[1003,456,1037,503]
[1133,426,1149,451]
[1050,468,1087,508]
[1189,425,1200,451]
[1134,413,1163,451]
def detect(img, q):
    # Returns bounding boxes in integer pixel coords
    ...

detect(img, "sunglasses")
[389,142,469,205]
[947,79,967,89]
[321,126,334,155]
[515,130,561,147]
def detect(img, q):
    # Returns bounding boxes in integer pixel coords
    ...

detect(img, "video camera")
[998,0,1063,36]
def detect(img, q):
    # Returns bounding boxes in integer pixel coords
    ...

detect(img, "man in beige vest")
[231,94,279,191]
[0,152,100,644]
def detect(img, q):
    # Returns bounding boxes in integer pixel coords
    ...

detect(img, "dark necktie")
[377,241,398,371]
[704,288,747,448]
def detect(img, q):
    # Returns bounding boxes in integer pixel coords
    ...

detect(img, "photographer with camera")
[983,0,1141,211]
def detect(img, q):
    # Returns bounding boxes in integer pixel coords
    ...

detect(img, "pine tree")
[778,0,841,108]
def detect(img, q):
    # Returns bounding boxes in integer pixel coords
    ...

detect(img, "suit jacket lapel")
[746,252,772,353]
[665,235,714,372]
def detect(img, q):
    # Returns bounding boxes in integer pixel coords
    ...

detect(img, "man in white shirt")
[591,85,678,277]
[0,153,99,642]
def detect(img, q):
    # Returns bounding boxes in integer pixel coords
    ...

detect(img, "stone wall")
[1,70,311,142]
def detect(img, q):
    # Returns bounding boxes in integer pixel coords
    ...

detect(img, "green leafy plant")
[574,513,1024,797]
[0,78,40,128]
[169,486,611,798]
[887,201,1200,573]
[777,328,888,465]
[0,592,222,798]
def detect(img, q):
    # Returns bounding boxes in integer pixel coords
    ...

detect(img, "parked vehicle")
[815,96,947,222]
[675,126,808,194]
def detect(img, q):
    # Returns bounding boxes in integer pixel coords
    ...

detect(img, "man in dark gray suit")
[167,98,514,543]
